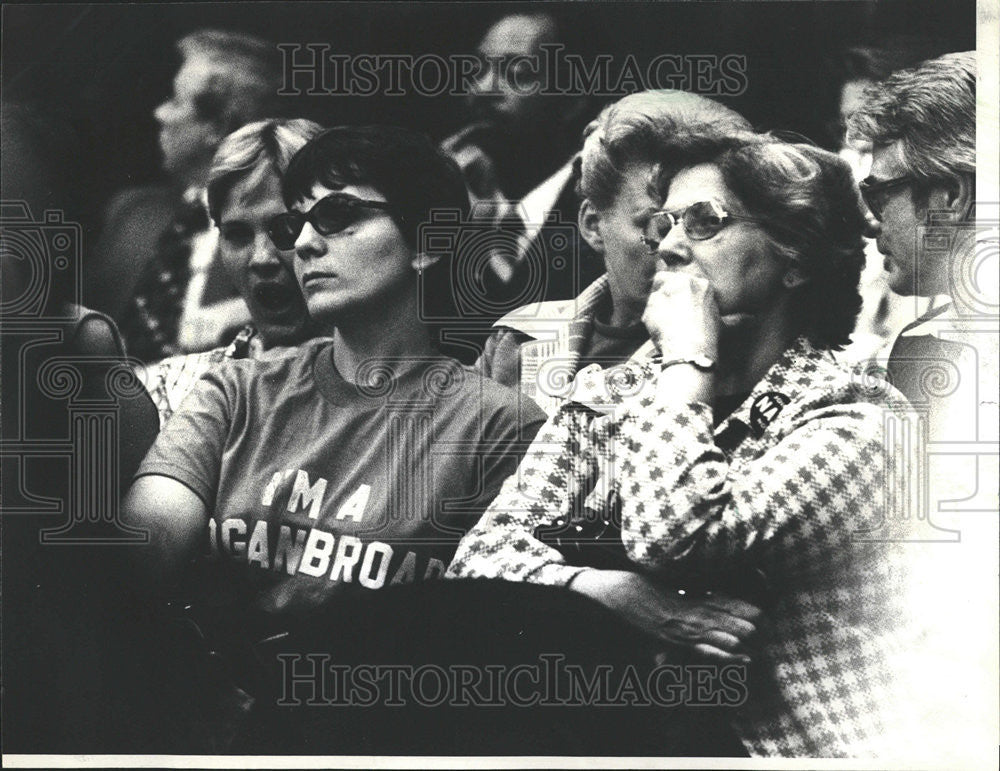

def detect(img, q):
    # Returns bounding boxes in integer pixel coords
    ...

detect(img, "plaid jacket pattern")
[141,325,261,427]
[448,337,924,757]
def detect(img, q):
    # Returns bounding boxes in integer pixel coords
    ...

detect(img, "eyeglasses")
[266,193,394,251]
[858,175,917,221]
[640,200,761,252]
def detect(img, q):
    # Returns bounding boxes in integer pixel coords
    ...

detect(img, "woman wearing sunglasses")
[124,125,545,630]
[475,90,752,415]
[449,134,925,757]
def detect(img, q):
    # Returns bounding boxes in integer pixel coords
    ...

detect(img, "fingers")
[658,596,761,650]
[700,628,745,653]
[680,608,756,645]
[704,614,757,644]
[653,647,750,667]
[649,270,710,297]
[649,269,669,293]
[662,618,703,643]
[689,643,752,664]
[702,595,763,623]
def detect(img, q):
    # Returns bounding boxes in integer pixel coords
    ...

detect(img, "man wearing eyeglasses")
[848,51,978,402]
[848,50,998,765]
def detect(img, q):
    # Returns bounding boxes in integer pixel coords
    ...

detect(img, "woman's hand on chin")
[642,271,721,362]
[568,569,761,663]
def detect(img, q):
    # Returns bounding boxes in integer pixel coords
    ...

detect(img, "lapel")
[714,337,828,459]
[518,276,611,414]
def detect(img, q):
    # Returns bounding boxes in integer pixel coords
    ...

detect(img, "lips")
[301,271,337,286]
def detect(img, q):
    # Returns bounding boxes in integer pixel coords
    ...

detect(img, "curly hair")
[660,135,868,350]
[575,90,752,211]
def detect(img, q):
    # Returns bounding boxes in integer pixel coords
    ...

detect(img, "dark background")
[1,0,976,266]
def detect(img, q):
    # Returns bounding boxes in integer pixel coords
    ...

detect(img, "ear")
[578,199,604,253]
[925,172,975,221]
[782,264,807,290]
[949,172,975,221]
[411,251,442,272]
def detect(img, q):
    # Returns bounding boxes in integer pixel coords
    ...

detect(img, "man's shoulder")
[490,275,609,338]
[102,185,178,227]
[448,359,547,425]
[492,299,578,337]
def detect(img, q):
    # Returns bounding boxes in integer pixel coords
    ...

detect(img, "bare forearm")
[122,476,209,591]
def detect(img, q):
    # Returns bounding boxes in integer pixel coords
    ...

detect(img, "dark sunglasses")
[266,193,394,251]
[640,199,761,252]
[858,175,917,221]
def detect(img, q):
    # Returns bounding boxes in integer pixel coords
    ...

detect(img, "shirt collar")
[520,159,577,242]
[899,296,955,337]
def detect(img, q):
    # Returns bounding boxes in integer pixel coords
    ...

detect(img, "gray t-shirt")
[138,338,546,620]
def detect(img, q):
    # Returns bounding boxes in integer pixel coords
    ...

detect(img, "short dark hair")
[659,135,868,350]
[282,125,471,331]
[283,125,471,248]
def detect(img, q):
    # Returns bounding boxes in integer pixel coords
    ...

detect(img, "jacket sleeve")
[613,396,895,581]
[446,406,596,587]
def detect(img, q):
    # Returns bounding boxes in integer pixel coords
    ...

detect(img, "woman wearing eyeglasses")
[449,135,925,757]
[475,90,753,415]
[124,125,545,630]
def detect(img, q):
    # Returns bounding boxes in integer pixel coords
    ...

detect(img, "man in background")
[442,12,604,306]
[831,38,945,361]
[848,50,998,765]
[93,29,282,361]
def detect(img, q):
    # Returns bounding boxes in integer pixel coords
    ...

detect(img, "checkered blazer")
[448,337,926,757]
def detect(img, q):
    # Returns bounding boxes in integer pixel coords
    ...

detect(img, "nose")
[655,222,692,268]
[153,101,173,125]
[472,64,497,97]
[248,235,284,278]
[863,212,882,239]
[294,220,325,263]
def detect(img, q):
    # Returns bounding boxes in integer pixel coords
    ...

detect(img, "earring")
[783,270,804,289]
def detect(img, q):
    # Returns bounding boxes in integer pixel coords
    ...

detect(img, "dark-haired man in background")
[442,12,605,305]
